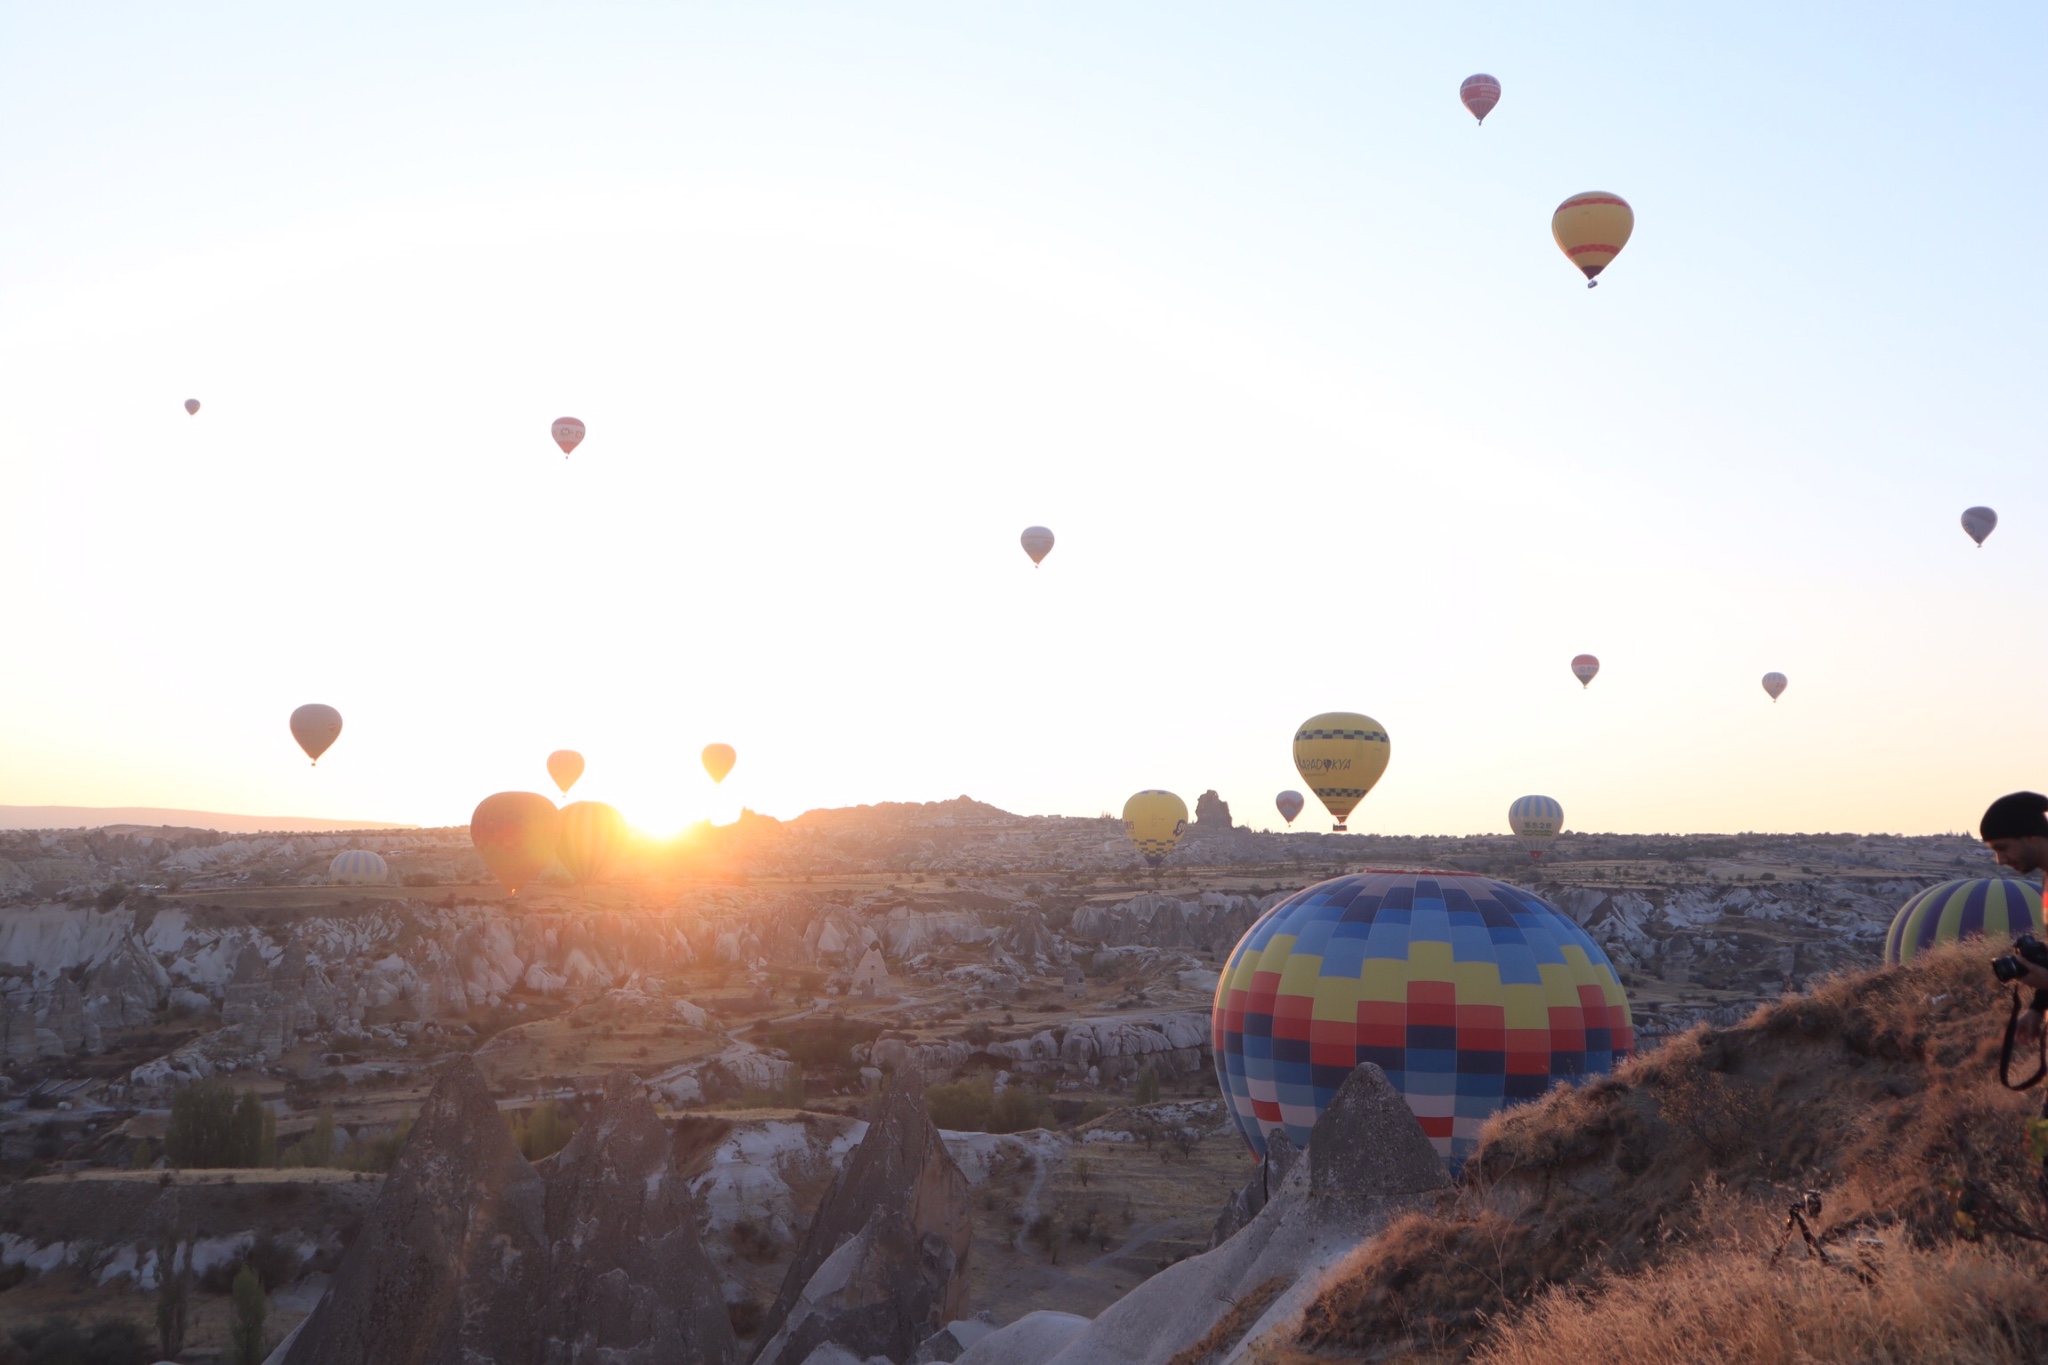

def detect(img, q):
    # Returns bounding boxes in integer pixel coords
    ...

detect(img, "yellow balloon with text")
[1292,712,1390,831]
[1122,790,1189,867]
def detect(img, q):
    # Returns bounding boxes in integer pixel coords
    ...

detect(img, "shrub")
[509,1101,575,1161]
[2,1316,148,1365]
[927,1075,1052,1134]
[165,1081,271,1168]
[341,1118,412,1173]
[229,1264,267,1365]
[1135,1064,1162,1104]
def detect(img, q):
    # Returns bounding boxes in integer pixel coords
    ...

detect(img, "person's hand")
[2019,959,2048,993]
[2019,1008,2045,1052]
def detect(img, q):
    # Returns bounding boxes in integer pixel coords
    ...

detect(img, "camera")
[1990,933,2048,984]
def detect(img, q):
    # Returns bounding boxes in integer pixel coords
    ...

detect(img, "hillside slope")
[1280,943,2048,1362]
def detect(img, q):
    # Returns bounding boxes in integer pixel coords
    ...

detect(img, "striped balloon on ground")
[329,850,388,885]
[1884,877,2044,966]
[1213,871,1632,1172]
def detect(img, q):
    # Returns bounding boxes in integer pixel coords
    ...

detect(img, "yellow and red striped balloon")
[1552,192,1634,287]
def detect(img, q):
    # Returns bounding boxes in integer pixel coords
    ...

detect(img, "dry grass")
[1295,944,2048,1360]
[1164,1275,1290,1365]
[1475,1236,2046,1365]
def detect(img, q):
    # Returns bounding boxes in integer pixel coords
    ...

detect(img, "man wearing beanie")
[1979,791,2048,1047]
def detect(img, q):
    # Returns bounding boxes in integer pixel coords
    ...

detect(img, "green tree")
[510,1101,576,1161]
[304,1108,335,1167]
[155,1232,189,1360]
[165,1080,240,1167]
[232,1091,266,1167]
[230,1263,267,1365]
[1135,1064,1162,1104]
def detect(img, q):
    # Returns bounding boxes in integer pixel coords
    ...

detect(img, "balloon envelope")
[328,850,388,885]
[1020,526,1055,566]
[1571,654,1600,688]
[1292,712,1390,831]
[1460,73,1501,123]
[1762,672,1788,701]
[1122,790,1188,866]
[183,399,200,416]
[1213,871,1633,1171]
[702,744,736,784]
[470,792,560,895]
[547,750,585,796]
[290,704,343,764]
[1962,506,1998,546]
[551,416,585,455]
[1275,790,1305,825]
[1885,877,2044,966]
[1509,795,1564,860]
[557,801,627,885]
[1552,192,1634,284]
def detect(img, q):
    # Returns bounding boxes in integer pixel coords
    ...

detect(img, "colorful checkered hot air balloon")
[1213,871,1633,1171]
[1123,790,1188,866]
[1884,877,2044,967]
[1292,712,1391,832]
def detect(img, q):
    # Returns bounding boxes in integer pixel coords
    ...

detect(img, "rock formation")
[1192,791,1232,830]
[283,1058,736,1365]
[753,1067,973,1365]
[956,1063,1450,1365]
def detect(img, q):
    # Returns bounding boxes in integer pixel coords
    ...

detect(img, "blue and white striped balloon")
[1508,796,1564,860]
[329,849,389,885]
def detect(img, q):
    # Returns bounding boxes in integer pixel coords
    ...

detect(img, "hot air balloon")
[1275,791,1305,826]
[1962,507,1998,547]
[1762,672,1787,702]
[184,399,200,416]
[1509,795,1564,860]
[557,800,627,885]
[328,850,388,885]
[547,750,585,797]
[470,792,560,896]
[1885,877,2045,966]
[1021,526,1055,566]
[1571,655,1600,689]
[552,417,585,456]
[1460,73,1501,125]
[290,704,343,765]
[1214,871,1633,1171]
[1552,192,1634,288]
[1292,713,1390,832]
[702,744,736,784]
[1123,790,1188,866]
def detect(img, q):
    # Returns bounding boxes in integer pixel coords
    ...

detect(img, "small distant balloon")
[1021,526,1055,567]
[1553,192,1634,288]
[551,417,585,456]
[1292,712,1391,832]
[1962,506,1998,547]
[557,801,627,885]
[547,750,585,797]
[702,744,736,784]
[1275,790,1305,826]
[1509,795,1564,861]
[1571,654,1600,689]
[289,704,343,765]
[183,399,200,416]
[1460,73,1501,125]
[470,792,560,895]
[1762,672,1788,702]
[329,850,388,885]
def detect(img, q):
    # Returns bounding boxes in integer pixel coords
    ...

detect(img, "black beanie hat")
[1980,791,2048,841]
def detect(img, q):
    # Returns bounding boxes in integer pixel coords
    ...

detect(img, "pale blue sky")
[1,4,2042,836]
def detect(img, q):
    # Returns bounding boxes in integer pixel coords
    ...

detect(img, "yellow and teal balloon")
[1885,877,2044,966]
[1552,191,1634,288]
[1292,713,1390,831]
[1122,790,1188,866]
[557,801,627,885]
[1509,796,1563,861]
[328,850,388,885]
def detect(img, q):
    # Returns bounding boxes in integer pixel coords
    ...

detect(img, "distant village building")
[851,948,890,998]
